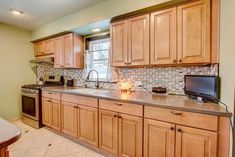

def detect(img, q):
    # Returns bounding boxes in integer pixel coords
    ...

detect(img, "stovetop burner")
[22,84,62,90]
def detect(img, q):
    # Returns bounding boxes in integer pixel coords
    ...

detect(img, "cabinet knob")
[173,60,177,63]
[118,116,122,119]
[73,106,78,109]
[170,127,175,131]
[114,115,117,118]
[179,59,182,63]
[177,128,182,132]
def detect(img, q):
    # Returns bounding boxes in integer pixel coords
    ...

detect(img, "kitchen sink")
[69,88,109,94]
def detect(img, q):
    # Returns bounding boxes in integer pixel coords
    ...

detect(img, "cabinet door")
[111,20,128,67]
[177,0,211,64]
[63,33,74,68]
[99,109,118,155]
[42,98,51,127]
[144,119,175,157]
[150,8,177,65]
[44,39,54,55]
[34,41,44,56]
[51,99,61,131]
[128,14,150,66]
[119,114,143,157]
[175,125,217,157]
[77,105,98,147]
[61,101,78,137]
[54,36,64,68]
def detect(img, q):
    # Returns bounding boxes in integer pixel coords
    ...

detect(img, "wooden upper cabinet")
[61,101,78,138]
[44,39,54,55]
[177,0,211,64]
[150,8,177,65]
[144,119,175,157]
[99,109,118,155]
[34,41,44,56]
[34,39,53,57]
[54,33,84,69]
[77,105,98,147]
[175,125,217,157]
[54,36,64,68]
[119,114,143,157]
[51,99,61,131]
[63,34,74,68]
[111,20,128,67]
[128,14,150,66]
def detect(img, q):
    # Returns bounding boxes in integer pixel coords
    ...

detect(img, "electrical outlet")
[135,81,143,87]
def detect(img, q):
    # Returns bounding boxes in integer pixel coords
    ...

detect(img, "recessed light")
[9,9,23,15]
[90,28,101,33]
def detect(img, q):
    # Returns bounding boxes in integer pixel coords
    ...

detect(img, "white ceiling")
[0,0,105,30]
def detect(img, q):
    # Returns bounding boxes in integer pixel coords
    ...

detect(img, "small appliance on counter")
[184,75,220,103]
[21,75,64,128]
[67,79,75,87]
[152,87,167,94]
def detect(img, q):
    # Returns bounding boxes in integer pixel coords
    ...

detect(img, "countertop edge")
[41,88,232,117]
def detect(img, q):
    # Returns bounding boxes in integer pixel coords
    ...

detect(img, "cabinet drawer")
[99,99,143,117]
[42,91,60,99]
[61,94,98,108]
[144,106,218,131]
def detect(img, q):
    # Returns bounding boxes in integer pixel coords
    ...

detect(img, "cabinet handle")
[179,59,182,63]
[171,111,183,116]
[118,116,122,119]
[48,92,53,94]
[47,100,51,102]
[73,106,78,109]
[177,128,182,132]
[114,115,117,118]
[115,103,122,106]
[173,60,177,63]
[170,127,175,131]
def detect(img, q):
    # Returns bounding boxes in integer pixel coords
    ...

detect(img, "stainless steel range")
[21,75,63,128]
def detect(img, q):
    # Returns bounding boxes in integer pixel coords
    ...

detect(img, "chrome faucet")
[85,70,100,89]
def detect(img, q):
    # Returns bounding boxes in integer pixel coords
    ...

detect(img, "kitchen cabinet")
[110,20,128,67]
[99,109,118,155]
[177,0,211,64]
[175,126,217,157]
[42,97,52,126]
[61,101,78,138]
[111,14,149,67]
[150,8,177,65]
[99,99,143,156]
[54,33,84,69]
[34,39,54,57]
[42,97,61,131]
[144,119,175,157]
[77,105,98,147]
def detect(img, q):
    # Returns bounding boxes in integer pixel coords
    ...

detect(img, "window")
[86,37,111,81]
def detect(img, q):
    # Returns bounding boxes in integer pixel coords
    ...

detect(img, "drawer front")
[99,99,143,117]
[144,106,218,131]
[61,94,98,108]
[42,91,60,99]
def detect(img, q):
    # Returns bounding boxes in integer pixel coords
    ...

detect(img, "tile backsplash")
[36,64,218,95]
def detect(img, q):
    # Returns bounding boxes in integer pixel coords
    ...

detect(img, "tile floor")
[9,121,105,157]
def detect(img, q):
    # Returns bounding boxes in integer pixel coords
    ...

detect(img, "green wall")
[0,23,36,121]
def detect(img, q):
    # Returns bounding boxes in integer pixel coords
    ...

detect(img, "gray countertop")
[42,86,232,117]
[0,118,21,148]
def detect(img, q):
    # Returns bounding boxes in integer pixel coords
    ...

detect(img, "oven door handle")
[21,92,38,98]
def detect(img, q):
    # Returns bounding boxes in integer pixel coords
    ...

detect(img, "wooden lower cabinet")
[42,98,51,126]
[42,98,61,131]
[99,109,143,157]
[61,101,78,137]
[99,109,118,155]
[51,99,61,131]
[77,105,98,147]
[144,119,175,157]
[175,125,217,157]
[119,113,143,157]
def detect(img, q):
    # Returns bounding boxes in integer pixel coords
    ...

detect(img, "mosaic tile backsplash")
[36,64,218,95]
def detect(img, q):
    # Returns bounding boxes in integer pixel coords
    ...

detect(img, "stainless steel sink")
[69,88,109,94]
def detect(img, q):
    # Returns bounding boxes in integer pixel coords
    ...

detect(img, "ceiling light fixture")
[9,9,23,15]
[90,28,101,33]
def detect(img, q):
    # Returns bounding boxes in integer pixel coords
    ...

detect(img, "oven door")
[22,92,39,121]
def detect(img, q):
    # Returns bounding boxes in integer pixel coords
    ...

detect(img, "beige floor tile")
[45,143,68,157]
[23,147,47,157]
[65,152,87,157]
[66,142,89,155]
[9,150,26,157]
